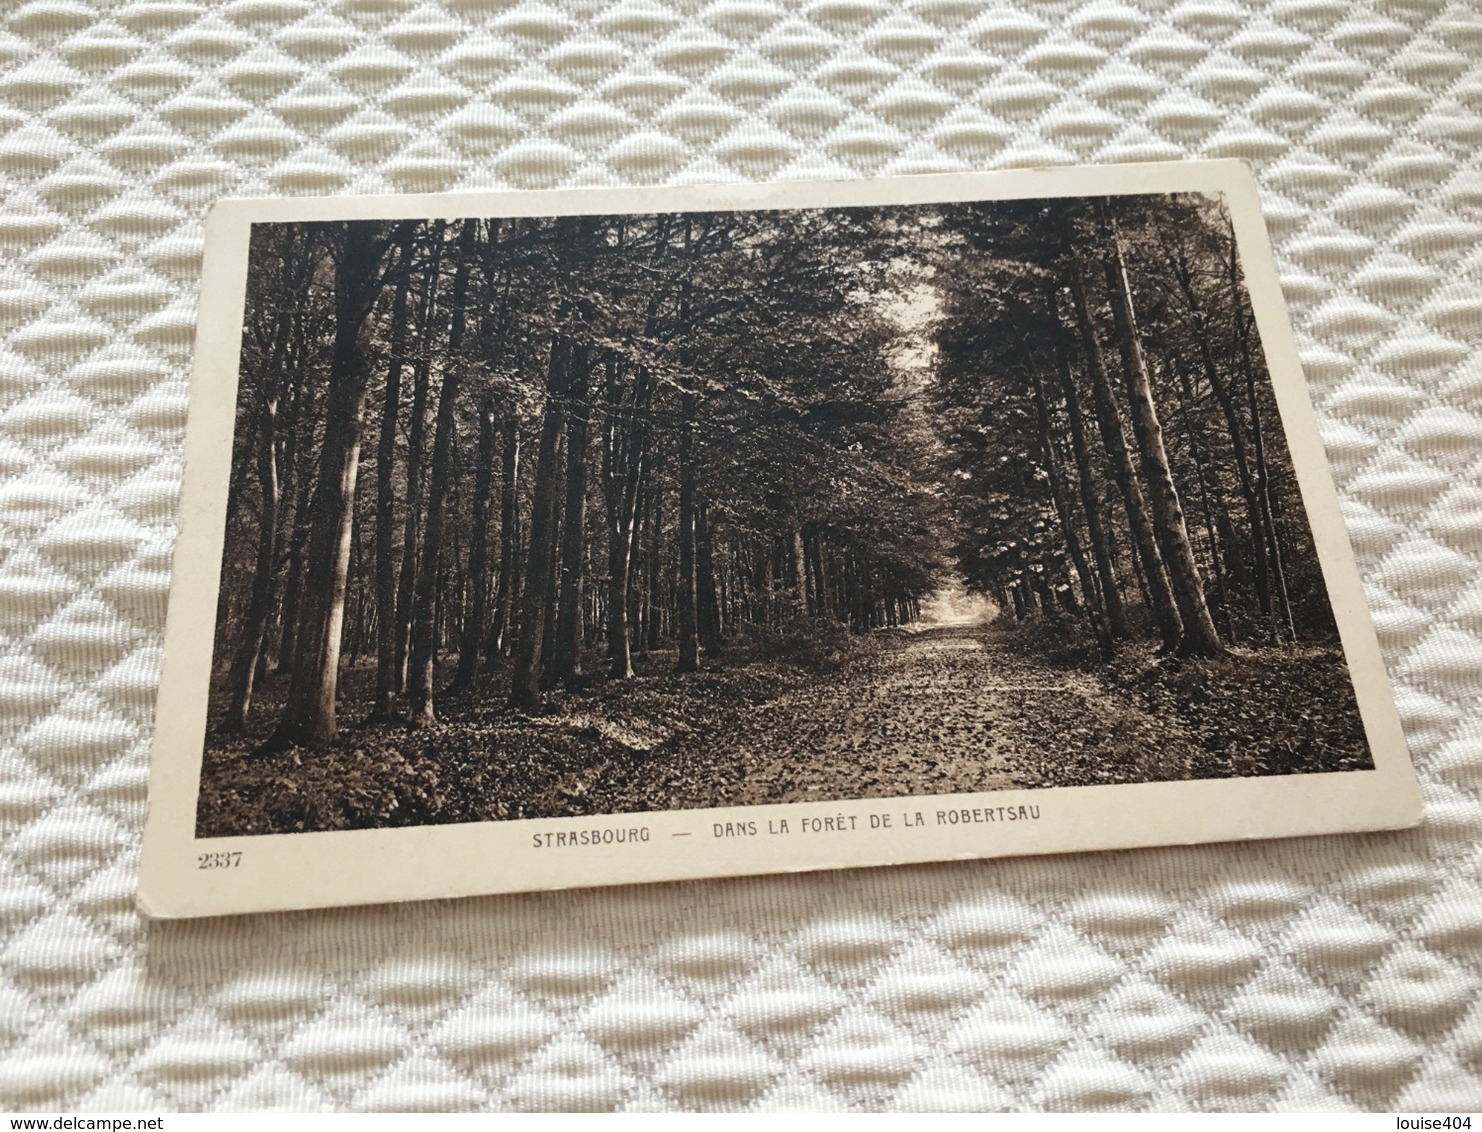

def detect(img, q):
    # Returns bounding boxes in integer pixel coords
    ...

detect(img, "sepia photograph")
[138,165,1418,917]
[194,181,1374,838]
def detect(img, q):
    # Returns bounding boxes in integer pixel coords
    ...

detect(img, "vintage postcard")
[138,161,1420,918]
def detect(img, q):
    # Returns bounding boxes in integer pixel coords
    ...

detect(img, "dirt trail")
[641,625,1206,810]
[198,621,1368,835]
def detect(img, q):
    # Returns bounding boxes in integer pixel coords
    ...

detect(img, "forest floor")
[196,624,1374,837]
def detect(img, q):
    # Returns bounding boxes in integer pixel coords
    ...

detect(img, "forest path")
[642,625,1205,810]
[196,621,1366,837]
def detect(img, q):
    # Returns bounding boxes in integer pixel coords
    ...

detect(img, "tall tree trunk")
[219,370,281,733]
[673,216,700,674]
[275,510,309,675]
[1067,249,1183,653]
[265,221,394,749]
[1164,339,1236,641]
[347,498,369,663]
[553,345,592,687]
[368,247,413,720]
[408,220,479,724]
[645,479,663,652]
[1219,210,1290,632]
[452,399,497,693]
[718,545,733,633]
[485,418,520,661]
[393,224,445,693]
[607,513,635,679]
[805,526,824,616]
[603,363,652,680]
[510,335,571,710]
[1246,345,1295,641]
[1029,359,1110,656]
[539,451,564,690]
[675,387,700,673]
[220,237,309,733]
[269,313,315,677]
[1049,300,1130,640]
[698,500,721,654]
[1169,246,1268,612]
[1101,203,1223,658]
[789,524,808,614]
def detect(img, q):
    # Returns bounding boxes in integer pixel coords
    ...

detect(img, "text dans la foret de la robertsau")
[530,804,1041,848]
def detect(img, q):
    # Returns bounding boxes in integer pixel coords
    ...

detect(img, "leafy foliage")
[200,192,1372,833]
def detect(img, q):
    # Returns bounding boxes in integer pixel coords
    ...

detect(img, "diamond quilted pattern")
[428,979,560,1090]
[650,1019,782,1109]
[505,1031,631,1113]
[1,0,1480,1112]
[948,989,1074,1090]
[1226,959,1342,1056]
[1085,976,1206,1069]
[579,971,704,1073]
[726,954,845,1058]
[1031,1046,1153,1112]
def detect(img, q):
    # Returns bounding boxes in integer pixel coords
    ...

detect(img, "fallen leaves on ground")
[195,628,1373,838]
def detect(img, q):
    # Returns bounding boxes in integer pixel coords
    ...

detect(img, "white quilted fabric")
[1,0,1480,1113]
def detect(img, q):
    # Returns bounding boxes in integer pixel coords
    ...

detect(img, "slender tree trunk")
[719,548,733,633]
[408,220,479,724]
[276,523,308,675]
[485,418,520,661]
[393,224,445,693]
[510,335,571,710]
[1167,345,1235,640]
[607,511,635,679]
[1102,203,1223,657]
[672,216,700,674]
[1030,360,1110,655]
[633,480,650,657]
[698,500,720,654]
[675,388,700,674]
[645,480,663,652]
[1244,327,1295,641]
[811,537,824,620]
[347,494,366,664]
[553,345,592,687]
[801,525,817,615]
[603,364,651,679]
[1049,298,1130,640]
[452,400,497,693]
[1068,250,1183,652]
[539,452,563,689]
[263,343,298,674]
[265,222,393,749]
[219,378,281,733]
[368,250,413,720]
[220,241,309,733]
[1170,247,1267,610]
[789,525,808,614]
[271,316,315,677]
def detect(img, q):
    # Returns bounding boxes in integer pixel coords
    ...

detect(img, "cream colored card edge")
[137,160,1421,921]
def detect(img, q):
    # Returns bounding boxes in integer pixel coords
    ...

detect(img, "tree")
[208,190,1318,765]
[1101,201,1223,658]
[368,226,416,721]
[510,298,575,707]
[264,220,403,750]
[1066,238,1184,653]
[218,228,312,733]
[406,220,480,724]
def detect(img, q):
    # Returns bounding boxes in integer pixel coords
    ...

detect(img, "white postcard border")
[138,160,1420,919]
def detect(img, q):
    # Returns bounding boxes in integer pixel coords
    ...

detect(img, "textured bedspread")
[1,0,1480,1112]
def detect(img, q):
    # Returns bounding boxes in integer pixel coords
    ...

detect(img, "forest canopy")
[210,192,1340,759]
